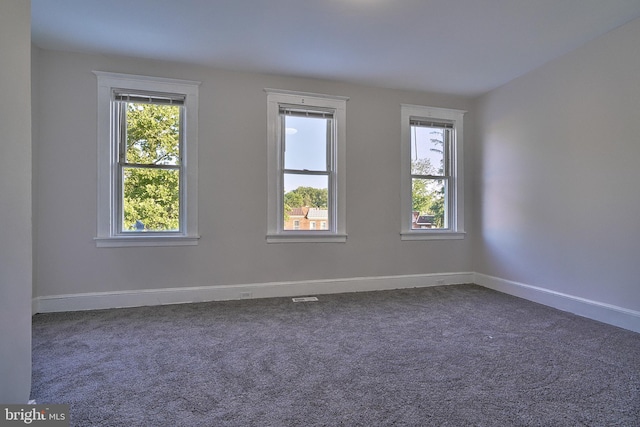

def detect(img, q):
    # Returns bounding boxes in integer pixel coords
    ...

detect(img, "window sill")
[266,233,347,244]
[400,231,466,241]
[95,235,200,247]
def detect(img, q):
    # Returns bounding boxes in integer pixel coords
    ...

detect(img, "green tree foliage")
[122,103,181,231]
[284,186,328,209]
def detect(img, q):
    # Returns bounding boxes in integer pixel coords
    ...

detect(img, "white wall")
[32,50,473,300]
[0,0,32,403]
[474,17,640,313]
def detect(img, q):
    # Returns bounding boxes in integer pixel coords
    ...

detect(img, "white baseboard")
[32,272,640,334]
[474,273,640,334]
[33,272,474,314]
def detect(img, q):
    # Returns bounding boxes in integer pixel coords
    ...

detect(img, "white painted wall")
[0,0,32,403]
[32,50,473,299]
[31,12,639,331]
[474,17,640,312]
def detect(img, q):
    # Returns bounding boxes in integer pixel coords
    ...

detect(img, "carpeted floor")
[31,284,640,426]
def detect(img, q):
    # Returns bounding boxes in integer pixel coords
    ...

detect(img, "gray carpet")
[31,284,640,426]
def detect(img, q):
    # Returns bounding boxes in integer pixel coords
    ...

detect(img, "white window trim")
[265,89,348,243]
[400,104,466,240]
[94,71,200,247]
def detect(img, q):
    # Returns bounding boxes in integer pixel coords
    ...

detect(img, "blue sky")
[283,116,329,193]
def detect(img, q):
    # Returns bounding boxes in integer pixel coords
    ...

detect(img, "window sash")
[410,124,452,178]
[115,101,184,166]
[281,112,333,174]
[279,107,334,232]
[409,123,452,229]
[113,99,185,234]
[119,166,182,233]
[411,177,450,230]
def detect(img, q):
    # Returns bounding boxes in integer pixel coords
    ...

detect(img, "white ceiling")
[31,0,640,96]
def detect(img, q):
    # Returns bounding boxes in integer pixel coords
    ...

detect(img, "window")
[94,72,200,247]
[266,89,348,243]
[400,104,465,240]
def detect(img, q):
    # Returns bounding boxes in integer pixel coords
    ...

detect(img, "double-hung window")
[400,104,465,240]
[94,72,200,247]
[266,89,348,243]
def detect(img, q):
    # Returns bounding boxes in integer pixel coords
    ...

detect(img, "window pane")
[126,103,181,165]
[412,178,447,229]
[283,174,329,231]
[411,126,445,176]
[284,115,328,171]
[122,167,180,232]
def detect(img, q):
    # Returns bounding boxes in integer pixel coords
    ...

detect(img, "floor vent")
[292,297,319,302]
